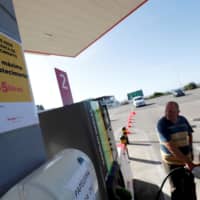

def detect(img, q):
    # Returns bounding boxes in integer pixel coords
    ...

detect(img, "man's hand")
[185,162,200,171]
[164,141,195,170]
[185,162,195,171]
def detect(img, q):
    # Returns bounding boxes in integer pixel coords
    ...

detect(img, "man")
[157,101,199,200]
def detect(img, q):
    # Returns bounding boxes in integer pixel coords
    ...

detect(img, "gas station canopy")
[13,0,147,57]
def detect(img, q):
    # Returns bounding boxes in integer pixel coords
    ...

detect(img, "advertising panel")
[0,32,38,133]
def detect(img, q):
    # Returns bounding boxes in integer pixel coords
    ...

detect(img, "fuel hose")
[155,167,188,200]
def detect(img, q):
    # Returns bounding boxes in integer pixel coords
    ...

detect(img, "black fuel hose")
[155,167,190,200]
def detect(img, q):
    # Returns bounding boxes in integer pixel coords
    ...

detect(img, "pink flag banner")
[55,68,73,106]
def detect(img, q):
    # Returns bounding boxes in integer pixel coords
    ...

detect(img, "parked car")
[172,89,185,97]
[133,96,146,107]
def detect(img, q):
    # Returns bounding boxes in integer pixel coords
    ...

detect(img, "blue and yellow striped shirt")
[157,115,193,165]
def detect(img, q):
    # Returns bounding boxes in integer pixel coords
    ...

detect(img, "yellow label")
[0,33,32,102]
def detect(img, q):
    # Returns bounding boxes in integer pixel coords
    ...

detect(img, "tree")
[149,92,165,99]
[183,82,198,90]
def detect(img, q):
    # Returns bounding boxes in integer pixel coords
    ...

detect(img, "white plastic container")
[2,149,100,200]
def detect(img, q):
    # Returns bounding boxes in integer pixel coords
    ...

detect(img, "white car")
[133,96,146,107]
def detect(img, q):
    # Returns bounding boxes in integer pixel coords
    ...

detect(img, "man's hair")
[166,101,179,111]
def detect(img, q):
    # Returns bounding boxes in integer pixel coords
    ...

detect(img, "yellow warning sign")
[0,33,32,102]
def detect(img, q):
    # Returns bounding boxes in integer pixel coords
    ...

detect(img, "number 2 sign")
[55,68,73,106]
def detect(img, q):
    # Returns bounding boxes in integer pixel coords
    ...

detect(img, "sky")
[25,0,200,109]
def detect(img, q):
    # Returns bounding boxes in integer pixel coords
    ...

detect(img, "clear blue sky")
[25,0,200,109]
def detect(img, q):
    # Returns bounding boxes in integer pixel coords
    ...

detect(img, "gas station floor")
[109,101,200,200]
[126,127,171,200]
[124,127,200,200]
[127,133,170,199]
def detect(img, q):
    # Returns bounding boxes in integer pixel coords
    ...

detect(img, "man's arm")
[164,141,195,170]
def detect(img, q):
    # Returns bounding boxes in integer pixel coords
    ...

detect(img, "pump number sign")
[0,32,38,134]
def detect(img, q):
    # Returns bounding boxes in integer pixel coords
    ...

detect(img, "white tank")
[2,149,100,200]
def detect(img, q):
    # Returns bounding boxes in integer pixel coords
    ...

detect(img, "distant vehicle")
[172,89,185,97]
[133,96,146,107]
[95,95,120,108]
